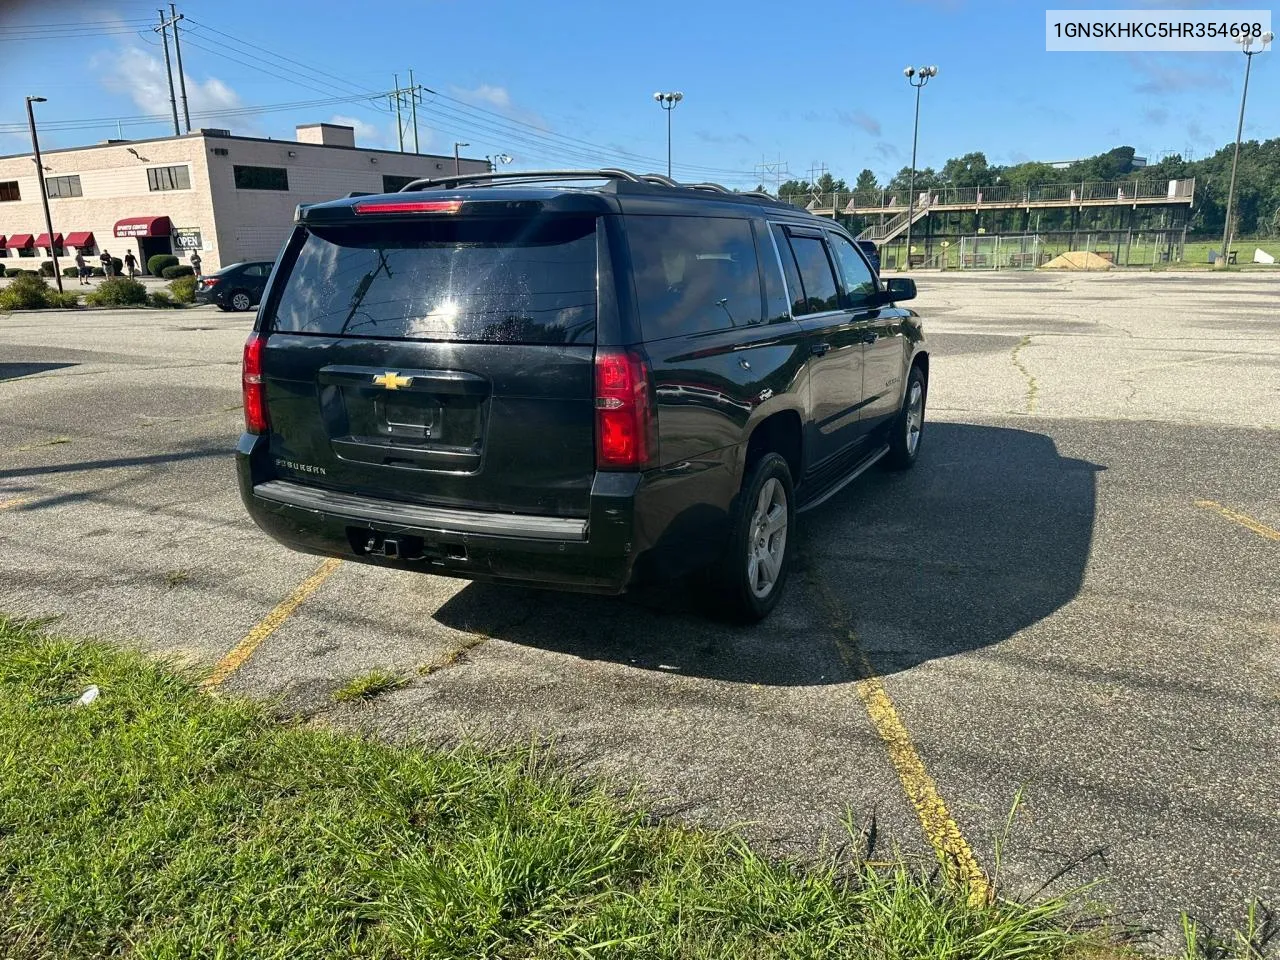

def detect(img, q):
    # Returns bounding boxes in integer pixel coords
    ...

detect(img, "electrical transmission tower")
[754,154,790,193]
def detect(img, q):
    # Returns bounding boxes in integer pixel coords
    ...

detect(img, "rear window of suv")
[268,217,597,344]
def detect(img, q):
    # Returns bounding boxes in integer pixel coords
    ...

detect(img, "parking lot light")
[25,96,63,295]
[1220,31,1272,266]
[903,65,938,271]
[653,91,684,178]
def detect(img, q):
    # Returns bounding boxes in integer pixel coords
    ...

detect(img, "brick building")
[0,123,488,274]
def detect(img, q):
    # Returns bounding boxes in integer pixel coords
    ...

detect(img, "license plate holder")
[374,396,441,441]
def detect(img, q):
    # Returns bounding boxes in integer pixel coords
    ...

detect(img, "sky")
[0,0,1275,189]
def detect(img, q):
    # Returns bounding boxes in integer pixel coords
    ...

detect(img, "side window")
[769,223,807,317]
[787,234,841,315]
[628,215,763,340]
[755,221,792,323]
[827,233,878,308]
[244,264,266,277]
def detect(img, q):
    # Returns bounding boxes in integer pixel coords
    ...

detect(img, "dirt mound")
[1040,251,1113,270]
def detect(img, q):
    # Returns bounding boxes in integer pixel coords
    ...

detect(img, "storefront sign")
[174,228,203,251]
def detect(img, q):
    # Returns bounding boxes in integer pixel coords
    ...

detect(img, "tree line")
[759,140,1280,236]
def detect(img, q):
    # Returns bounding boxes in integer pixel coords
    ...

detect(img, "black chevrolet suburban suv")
[237,169,927,620]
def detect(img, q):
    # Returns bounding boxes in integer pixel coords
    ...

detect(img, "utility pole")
[902,64,938,271]
[387,74,424,153]
[392,73,403,152]
[168,4,191,132]
[155,10,180,136]
[25,96,63,295]
[454,142,469,175]
[408,69,419,154]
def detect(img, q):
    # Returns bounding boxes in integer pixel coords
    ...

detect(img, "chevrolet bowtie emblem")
[372,371,413,390]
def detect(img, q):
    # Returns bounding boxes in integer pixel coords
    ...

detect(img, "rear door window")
[786,234,841,315]
[627,215,763,341]
[827,233,878,308]
[268,217,597,344]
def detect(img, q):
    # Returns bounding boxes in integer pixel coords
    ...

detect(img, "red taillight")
[202,278,219,287]
[594,348,655,470]
[242,333,268,434]
[354,199,463,215]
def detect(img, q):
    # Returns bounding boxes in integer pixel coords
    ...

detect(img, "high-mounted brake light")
[354,199,463,215]
[594,348,656,470]
[242,332,268,434]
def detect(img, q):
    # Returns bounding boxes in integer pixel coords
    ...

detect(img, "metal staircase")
[856,198,931,245]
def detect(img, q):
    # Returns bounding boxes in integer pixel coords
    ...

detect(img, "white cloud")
[450,84,511,110]
[330,114,385,148]
[91,45,243,122]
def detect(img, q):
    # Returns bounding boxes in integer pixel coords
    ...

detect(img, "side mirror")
[884,277,916,302]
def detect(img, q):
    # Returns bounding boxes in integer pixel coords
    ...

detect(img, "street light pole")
[902,65,937,271]
[25,96,63,295]
[1220,31,1272,266]
[453,142,469,175]
[653,91,683,178]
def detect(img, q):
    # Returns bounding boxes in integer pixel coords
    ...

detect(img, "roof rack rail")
[399,168,643,192]
[390,167,798,212]
[686,182,733,194]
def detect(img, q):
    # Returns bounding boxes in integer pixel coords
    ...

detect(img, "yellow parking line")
[0,497,29,511]
[815,578,991,905]
[200,558,342,689]
[1195,500,1280,542]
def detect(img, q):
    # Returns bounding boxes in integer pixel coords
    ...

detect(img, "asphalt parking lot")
[2,271,1277,945]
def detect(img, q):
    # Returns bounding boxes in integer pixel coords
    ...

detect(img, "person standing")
[99,249,113,278]
[74,250,90,285]
[189,250,202,279]
[123,251,138,279]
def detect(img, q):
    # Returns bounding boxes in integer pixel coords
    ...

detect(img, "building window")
[45,175,83,199]
[233,165,289,191]
[148,165,191,192]
[381,174,417,193]
[212,147,229,156]
[0,180,19,202]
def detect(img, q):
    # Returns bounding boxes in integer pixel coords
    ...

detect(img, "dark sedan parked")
[195,260,274,312]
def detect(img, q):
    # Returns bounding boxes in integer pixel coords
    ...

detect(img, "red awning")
[114,216,171,238]
[8,233,35,249]
[65,231,95,248]
[34,232,64,249]
[0,235,6,249]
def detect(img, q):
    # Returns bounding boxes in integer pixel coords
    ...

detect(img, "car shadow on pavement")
[0,362,77,382]
[433,423,1104,685]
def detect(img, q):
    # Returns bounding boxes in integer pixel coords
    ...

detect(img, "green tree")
[855,168,880,193]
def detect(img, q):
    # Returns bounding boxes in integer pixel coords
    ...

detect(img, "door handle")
[811,342,831,357]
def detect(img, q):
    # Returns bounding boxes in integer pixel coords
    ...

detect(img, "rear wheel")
[717,452,795,622]
[886,365,926,470]
[230,290,252,312]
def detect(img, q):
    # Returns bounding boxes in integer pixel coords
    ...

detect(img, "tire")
[229,290,253,312]
[716,452,795,622]
[216,303,231,312]
[886,365,926,470]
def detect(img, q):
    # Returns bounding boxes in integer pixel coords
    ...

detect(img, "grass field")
[1,616,1272,959]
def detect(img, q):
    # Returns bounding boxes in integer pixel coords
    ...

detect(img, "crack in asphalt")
[1010,335,1039,414]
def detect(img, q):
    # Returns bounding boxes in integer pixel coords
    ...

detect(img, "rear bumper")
[236,434,643,594]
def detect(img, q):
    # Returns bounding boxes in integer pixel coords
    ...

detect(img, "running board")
[796,444,889,514]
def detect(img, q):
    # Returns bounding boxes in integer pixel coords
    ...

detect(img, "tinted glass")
[770,223,807,317]
[0,181,20,202]
[234,165,289,190]
[628,215,762,340]
[788,235,840,314]
[382,174,418,192]
[148,165,191,191]
[270,217,597,344]
[827,233,878,307]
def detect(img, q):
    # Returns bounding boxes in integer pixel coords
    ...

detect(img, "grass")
[0,615,1263,959]
[163,569,190,589]
[333,669,409,703]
